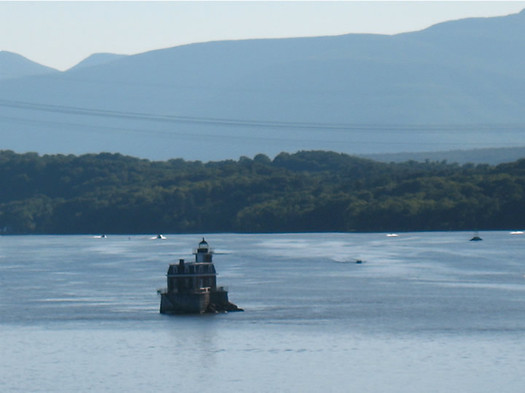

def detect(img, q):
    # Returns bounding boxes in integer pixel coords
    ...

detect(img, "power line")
[1,98,524,132]
[2,113,522,150]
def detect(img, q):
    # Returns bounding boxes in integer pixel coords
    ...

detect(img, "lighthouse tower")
[195,238,213,262]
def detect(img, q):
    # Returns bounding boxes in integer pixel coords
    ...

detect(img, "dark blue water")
[1,232,525,392]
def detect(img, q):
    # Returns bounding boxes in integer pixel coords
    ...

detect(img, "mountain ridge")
[1,10,524,161]
[69,53,128,70]
[0,51,58,80]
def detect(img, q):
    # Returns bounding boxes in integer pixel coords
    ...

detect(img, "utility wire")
[1,98,524,132]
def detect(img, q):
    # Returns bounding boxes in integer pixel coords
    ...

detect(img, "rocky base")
[159,288,243,314]
[206,301,244,313]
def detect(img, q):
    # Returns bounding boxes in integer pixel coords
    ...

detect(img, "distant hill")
[1,10,524,161]
[364,147,525,165]
[2,150,525,234]
[0,51,58,80]
[69,53,128,70]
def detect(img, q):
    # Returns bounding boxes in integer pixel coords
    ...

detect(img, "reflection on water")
[1,232,525,392]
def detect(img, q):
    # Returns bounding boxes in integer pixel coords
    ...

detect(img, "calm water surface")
[1,232,525,392]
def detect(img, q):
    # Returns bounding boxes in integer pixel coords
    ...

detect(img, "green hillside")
[1,150,524,234]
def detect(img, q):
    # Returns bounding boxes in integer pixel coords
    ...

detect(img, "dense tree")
[1,149,524,234]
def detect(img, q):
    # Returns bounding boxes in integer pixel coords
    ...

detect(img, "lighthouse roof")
[194,238,213,257]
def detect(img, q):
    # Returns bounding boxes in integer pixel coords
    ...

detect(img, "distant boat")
[510,231,524,235]
[93,234,107,239]
[386,233,399,237]
[470,232,482,241]
[153,234,167,240]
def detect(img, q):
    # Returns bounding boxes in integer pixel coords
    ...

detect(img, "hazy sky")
[1,1,525,71]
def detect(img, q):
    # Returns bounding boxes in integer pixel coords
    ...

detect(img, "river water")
[1,232,524,392]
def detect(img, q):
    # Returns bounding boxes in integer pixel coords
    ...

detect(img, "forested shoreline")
[1,149,524,234]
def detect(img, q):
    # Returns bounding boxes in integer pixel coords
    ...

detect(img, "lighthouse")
[158,238,242,314]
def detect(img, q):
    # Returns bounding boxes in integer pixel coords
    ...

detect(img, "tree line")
[1,149,524,234]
